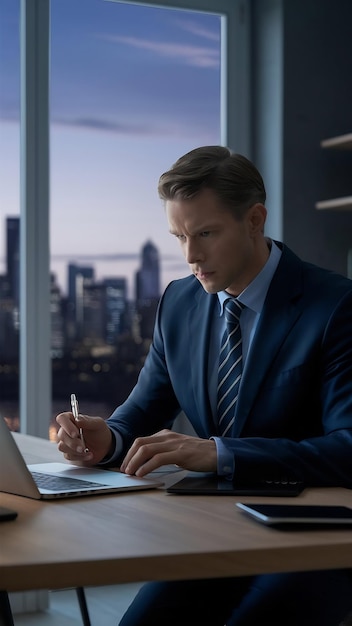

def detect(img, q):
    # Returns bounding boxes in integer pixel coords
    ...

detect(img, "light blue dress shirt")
[212,240,282,476]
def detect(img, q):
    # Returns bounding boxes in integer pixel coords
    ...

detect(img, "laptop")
[166,472,304,496]
[0,416,163,500]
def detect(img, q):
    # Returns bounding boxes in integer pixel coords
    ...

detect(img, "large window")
[49,0,221,432]
[0,0,250,437]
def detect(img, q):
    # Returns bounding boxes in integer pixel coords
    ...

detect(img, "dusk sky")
[0,0,221,297]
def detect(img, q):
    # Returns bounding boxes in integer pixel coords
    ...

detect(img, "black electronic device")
[167,472,304,496]
[236,503,352,527]
[0,506,18,522]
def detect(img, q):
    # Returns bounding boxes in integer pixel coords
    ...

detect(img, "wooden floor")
[11,584,142,625]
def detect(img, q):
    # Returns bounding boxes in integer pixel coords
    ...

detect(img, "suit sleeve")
[105,291,182,462]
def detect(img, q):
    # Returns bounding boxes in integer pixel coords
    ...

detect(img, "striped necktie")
[217,298,245,436]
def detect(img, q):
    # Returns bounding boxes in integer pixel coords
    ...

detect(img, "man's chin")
[196,276,220,294]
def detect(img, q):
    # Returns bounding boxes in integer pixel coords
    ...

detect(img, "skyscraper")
[135,240,160,340]
[104,277,127,345]
[67,263,95,341]
[135,240,160,303]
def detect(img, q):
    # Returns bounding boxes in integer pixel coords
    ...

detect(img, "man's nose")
[185,240,203,264]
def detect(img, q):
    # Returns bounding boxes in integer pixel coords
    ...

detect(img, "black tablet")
[0,506,18,522]
[166,473,304,496]
[236,503,352,526]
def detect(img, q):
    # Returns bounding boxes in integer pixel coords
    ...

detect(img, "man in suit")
[57,146,352,625]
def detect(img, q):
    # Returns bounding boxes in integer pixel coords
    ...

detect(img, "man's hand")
[56,411,113,466]
[120,429,217,477]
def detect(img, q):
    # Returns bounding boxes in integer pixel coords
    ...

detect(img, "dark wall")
[281,0,352,275]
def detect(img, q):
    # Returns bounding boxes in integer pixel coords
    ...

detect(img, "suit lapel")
[187,289,217,436]
[232,246,305,436]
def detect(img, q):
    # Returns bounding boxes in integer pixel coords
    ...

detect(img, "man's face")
[166,188,266,296]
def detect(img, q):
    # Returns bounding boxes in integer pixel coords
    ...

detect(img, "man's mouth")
[195,270,214,280]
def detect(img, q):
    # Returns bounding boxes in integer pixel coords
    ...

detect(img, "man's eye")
[200,231,211,238]
[176,234,186,241]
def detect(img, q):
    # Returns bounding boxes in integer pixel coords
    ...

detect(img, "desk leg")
[76,587,91,626]
[0,591,14,626]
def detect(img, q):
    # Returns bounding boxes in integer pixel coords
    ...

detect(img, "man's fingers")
[121,432,217,476]
[121,441,168,474]
[133,452,179,477]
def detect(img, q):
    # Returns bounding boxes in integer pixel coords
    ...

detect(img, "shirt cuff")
[211,436,235,478]
[97,427,124,466]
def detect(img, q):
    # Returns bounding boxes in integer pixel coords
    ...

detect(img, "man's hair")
[158,145,266,218]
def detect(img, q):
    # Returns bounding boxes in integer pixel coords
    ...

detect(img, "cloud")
[49,115,217,142]
[52,252,180,261]
[0,114,200,138]
[98,34,219,69]
[174,17,221,42]
[54,117,158,136]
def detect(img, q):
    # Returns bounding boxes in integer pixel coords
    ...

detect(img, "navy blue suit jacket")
[108,243,352,487]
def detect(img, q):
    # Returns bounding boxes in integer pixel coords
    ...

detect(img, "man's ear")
[247,203,267,235]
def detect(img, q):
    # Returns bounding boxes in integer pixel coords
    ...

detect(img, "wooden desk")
[0,433,352,593]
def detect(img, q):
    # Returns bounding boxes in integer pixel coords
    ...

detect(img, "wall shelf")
[320,133,352,150]
[315,196,352,210]
[316,132,352,210]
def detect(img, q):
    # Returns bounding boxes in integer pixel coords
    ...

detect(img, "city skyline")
[1,213,178,300]
[0,215,164,420]
[0,0,221,298]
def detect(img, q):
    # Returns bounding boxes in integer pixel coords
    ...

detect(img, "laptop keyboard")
[31,471,108,491]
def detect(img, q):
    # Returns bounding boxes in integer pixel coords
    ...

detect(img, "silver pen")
[70,393,88,453]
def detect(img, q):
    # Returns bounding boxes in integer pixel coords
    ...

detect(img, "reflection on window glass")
[0,0,20,430]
